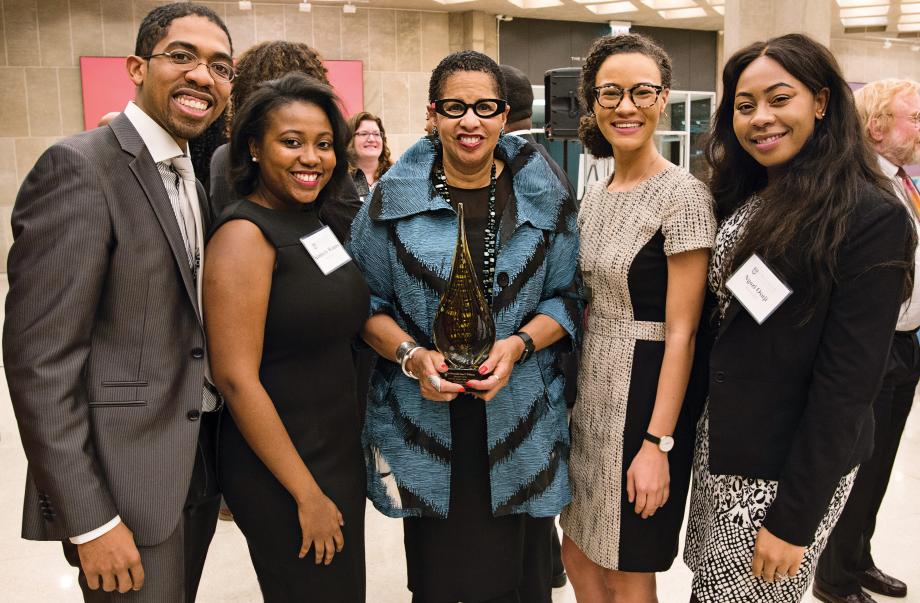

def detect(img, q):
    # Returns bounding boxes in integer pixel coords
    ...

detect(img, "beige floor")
[0,273,918,601]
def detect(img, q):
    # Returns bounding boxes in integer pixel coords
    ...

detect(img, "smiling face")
[249,101,336,209]
[733,56,828,173]
[353,119,382,162]
[877,91,920,167]
[592,52,668,155]
[432,70,508,175]
[128,15,232,147]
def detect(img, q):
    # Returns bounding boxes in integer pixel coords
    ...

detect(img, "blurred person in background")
[813,78,920,603]
[347,111,393,202]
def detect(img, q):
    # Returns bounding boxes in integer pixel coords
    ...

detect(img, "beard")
[882,132,920,167]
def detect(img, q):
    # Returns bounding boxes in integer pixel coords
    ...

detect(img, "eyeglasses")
[432,98,507,119]
[592,83,664,110]
[355,131,382,139]
[142,50,236,82]
[887,112,920,127]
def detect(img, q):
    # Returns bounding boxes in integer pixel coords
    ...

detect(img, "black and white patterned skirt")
[683,406,858,603]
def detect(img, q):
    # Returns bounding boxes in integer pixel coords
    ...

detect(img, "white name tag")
[300,226,352,275]
[725,253,792,324]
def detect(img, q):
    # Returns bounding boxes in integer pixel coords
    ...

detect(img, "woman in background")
[683,33,915,603]
[205,73,368,602]
[347,111,392,201]
[560,33,715,603]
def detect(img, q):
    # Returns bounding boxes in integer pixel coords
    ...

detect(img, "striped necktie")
[897,167,920,216]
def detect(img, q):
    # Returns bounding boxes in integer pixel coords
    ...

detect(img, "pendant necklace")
[434,161,498,306]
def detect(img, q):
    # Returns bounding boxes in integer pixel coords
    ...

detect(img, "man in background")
[814,78,920,603]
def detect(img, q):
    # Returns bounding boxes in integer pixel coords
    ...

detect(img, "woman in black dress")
[204,74,369,602]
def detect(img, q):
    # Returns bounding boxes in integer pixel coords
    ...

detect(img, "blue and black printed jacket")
[347,134,582,519]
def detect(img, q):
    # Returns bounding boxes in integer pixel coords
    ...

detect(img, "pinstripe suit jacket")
[3,114,211,547]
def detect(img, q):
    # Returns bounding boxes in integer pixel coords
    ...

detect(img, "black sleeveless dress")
[215,199,370,602]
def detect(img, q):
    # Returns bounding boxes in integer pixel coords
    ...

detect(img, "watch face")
[659,435,675,452]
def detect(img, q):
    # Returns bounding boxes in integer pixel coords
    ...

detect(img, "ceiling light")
[840,16,888,26]
[299,2,312,11]
[901,13,920,23]
[883,38,893,47]
[903,3,920,14]
[585,1,639,14]
[238,0,252,9]
[835,0,888,7]
[708,0,724,5]
[839,5,889,16]
[507,0,564,7]
[712,5,724,13]
[898,22,920,31]
[609,20,631,34]
[343,3,356,13]
[658,6,708,18]
[641,0,697,8]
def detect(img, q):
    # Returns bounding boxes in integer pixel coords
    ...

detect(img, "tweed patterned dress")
[561,165,716,571]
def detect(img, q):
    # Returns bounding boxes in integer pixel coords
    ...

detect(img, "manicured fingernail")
[478,365,489,374]
[458,386,466,393]
[439,363,448,371]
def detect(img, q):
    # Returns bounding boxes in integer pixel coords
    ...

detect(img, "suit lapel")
[112,115,199,319]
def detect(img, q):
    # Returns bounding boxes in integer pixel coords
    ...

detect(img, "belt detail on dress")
[587,315,666,341]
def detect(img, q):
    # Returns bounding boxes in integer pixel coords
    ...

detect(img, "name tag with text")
[300,226,352,275]
[725,254,792,324]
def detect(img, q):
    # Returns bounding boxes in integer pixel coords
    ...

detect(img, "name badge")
[300,226,352,275]
[725,253,792,324]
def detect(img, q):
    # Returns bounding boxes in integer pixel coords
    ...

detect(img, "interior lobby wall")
[0,0,499,268]
[831,38,920,85]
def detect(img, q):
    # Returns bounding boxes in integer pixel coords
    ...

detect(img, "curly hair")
[346,112,393,182]
[428,50,507,103]
[226,41,329,131]
[578,33,672,158]
[708,33,912,319]
[229,73,350,209]
[135,3,231,57]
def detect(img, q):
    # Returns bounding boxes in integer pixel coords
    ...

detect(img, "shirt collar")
[877,153,901,179]
[123,101,187,163]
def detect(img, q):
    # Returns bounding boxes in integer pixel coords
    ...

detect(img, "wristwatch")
[514,331,535,365]
[644,432,675,453]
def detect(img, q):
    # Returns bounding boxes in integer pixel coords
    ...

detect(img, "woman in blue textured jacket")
[348,51,581,603]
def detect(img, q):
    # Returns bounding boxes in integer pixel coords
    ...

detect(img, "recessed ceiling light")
[883,38,893,47]
[299,1,312,12]
[343,3,357,13]
[839,5,889,16]
[840,15,888,26]
[901,13,920,23]
[708,0,725,5]
[898,22,920,31]
[835,0,888,7]
[903,3,920,14]
[641,0,697,8]
[658,6,708,18]
[238,0,252,9]
[585,1,639,14]
[712,5,724,13]
[507,0,565,7]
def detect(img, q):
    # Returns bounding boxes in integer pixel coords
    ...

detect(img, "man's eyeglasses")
[592,83,664,110]
[885,112,920,127]
[432,98,507,119]
[142,50,236,83]
[355,131,383,139]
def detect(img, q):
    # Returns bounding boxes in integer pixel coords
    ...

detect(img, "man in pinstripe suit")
[3,4,232,601]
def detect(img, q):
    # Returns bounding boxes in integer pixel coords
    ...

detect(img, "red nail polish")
[439,364,448,371]
[478,365,489,375]
[458,386,466,393]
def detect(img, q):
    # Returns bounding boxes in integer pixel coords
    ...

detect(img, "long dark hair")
[709,33,905,317]
[229,73,350,208]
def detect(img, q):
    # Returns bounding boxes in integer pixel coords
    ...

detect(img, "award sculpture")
[432,203,496,383]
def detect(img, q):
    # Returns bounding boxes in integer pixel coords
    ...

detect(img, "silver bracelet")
[400,346,423,380]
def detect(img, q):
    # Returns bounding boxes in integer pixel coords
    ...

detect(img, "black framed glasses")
[593,83,664,110]
[142,50,236,82]
[433,98,507,119]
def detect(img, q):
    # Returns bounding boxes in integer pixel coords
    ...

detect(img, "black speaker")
[544,67,582,139]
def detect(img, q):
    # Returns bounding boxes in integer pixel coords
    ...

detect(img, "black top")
[703,184,912,546]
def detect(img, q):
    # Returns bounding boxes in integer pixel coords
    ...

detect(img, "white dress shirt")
[878,154,920,332]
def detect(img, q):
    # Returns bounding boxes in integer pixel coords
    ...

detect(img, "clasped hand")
[408,337,525,402]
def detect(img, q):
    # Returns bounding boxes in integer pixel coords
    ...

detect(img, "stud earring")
[252,156,258,162]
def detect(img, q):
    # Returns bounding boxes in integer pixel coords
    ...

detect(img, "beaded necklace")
[434,161,498,306]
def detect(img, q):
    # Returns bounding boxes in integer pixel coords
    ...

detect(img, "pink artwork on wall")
[80,57,364,131]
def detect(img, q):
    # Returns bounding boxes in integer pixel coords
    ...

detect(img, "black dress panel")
[216,199,370,602]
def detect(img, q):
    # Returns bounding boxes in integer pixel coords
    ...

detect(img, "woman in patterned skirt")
[683,34,916,603]
[560,34,716,601]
